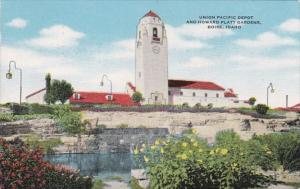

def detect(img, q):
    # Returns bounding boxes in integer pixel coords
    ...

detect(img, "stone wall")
[84,128,169,153]
[0,122,32,136]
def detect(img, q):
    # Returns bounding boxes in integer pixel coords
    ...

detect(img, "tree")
[51,80,74,104]
[44,73,56,104]
[248,97,256,106]
[132,91,143,103]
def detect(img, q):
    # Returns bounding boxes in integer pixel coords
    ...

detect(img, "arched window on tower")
[153,27,158,38]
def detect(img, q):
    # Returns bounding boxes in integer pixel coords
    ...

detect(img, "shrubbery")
[255,104,269,115]
[0,138,91,189]
[25,135,62,154]
[134,129,273,189]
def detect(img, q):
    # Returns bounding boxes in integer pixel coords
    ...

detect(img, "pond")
[45,153,138,182]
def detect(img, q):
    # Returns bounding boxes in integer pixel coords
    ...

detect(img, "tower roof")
[143,10,160,19]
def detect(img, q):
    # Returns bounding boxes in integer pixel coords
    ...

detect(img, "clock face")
[152,46,160,54]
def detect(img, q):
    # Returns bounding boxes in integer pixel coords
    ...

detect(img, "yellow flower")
[199,148,203,153]
[182,142,188,147]
[215,148,220,153]
[197,159,203,163]
[144,156,149,163]
[189,150,193,154]
[192,128,197,134]
[150,145,156,150]
[193,142,198,147]
[181,154,188,160]
[190,138,195,142]
[142,144,146,148]
[140,148,145,153]
[160,148,164,154]
[220,148,228,156]
[210,150,215,155]
[266,150,272,155]
[155,140,160,146]
[240,152,244,156]
[231,163,238,168]
[133,147,139,155]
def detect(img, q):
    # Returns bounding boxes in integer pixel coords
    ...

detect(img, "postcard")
[0,1,299,189]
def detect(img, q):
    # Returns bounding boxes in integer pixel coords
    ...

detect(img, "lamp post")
[100,74,112,96]
[266,82,275,106]
[6,60,23,104]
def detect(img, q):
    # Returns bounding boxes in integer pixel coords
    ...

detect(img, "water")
[45,153,136,182]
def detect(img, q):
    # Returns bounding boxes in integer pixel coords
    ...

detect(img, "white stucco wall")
[135,15,168,104]
[169,88,250,108]
[26,90,46,104]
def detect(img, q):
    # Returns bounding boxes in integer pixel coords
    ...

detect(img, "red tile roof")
[25,88,46,99]
[168,79,225,91]
[69,92,137,106]
[224,91,237,98]
[275,103,300,112]
[143,10,160,18]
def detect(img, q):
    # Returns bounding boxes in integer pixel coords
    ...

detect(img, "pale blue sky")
[1,0,300,107]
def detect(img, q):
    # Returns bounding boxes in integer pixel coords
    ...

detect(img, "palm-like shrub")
[255,104,269,115]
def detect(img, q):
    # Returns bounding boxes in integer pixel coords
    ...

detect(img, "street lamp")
[266,82,275,106]
[6,60,23,104]
[100,74,112,97]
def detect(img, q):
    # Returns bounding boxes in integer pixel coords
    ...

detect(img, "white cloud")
[279,18,300,33]
[234,32,298,48]
[231,51,300,70]
[2,45,80,76]
[183,56,215,68]
[25,25,85,49]
[6,18,27,28]
[166,24,233,50]
[93,39,135,62]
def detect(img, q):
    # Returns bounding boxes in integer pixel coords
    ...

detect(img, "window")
[139,72,141,78]
[168,91,171,96]
[155,96,158,101]
[205,93,208,97]
[193,92,196,97]
[216,93,219,98]
[180,91,183,96]
[153,27,158,37]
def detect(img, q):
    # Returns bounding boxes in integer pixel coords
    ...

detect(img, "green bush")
[207,103,213,109]
[92,179,105,189]
[117,123,129,128]
[10,103,29,115]
[0,113,15,122]
[29,103,54,114]
[251,132,300,172]
[135,129,272,189]
[25,135,63,154]
[132,91,144,103]
[182,102,189,108]
[249,97,257,106]
[255,104,269,115]
[194,103,202,109]
[130,177,145,189]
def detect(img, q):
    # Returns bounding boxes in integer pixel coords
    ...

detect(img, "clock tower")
[135,11,168,104]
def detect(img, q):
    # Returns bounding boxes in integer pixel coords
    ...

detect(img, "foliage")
[134,129,272,189]
[249,97,257,106]
[207,103,213,109]
[255,104,269,115]
[25,135,62,154]
[28,103,54,114]
[182,102,189,108]
[193,103,202,109]
[92,179,105,189]
[117,123,129,128]
[10,104,29,115]
[50,80,74,104]
[0,138,91,189]
[130,177,145,189]
[0,113,52,122]
[251,132,300,172]
[56,111,85,135]
[0,113,14,122]
[132,91,143,103]
[44,73,55,104]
